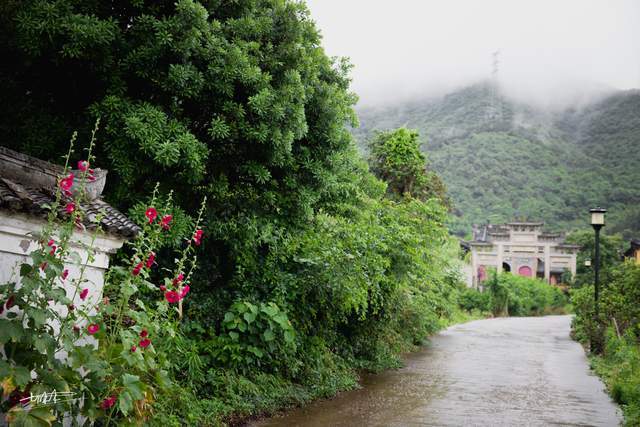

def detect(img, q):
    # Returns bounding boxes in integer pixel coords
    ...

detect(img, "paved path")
[255,316,621,426]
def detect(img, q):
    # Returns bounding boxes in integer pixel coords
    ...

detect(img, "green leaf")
[118,391,133,415]
[122,373,144,400]
[19,264,32,277]
[7,405,56,426]
[0,320,24,344]
[243,312,256,324]
[27,308,47,329]
[228,331,239,341]
[154,369,171,389]
[262,329,275,342]
[33,335,55,355]
[284,330,295,344]
[13,366,31,387]
[248,346,264,358]
[223,312,235,323]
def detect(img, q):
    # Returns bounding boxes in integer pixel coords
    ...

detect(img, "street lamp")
[590,207,606,353]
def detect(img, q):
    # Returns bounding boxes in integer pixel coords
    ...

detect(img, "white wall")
[0,212,124,321]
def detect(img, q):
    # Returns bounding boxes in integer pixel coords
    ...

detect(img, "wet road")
[255,316,621,427]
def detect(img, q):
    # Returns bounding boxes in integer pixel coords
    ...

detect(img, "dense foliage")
[0,2,474,424]
[355,83,640,238]
[460,272,567,317]
[565,229,626,288]
[572,262,640,426]
[367,128,449,206]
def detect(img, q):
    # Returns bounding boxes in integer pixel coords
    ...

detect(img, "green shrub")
[572,262,640,426]
[486,272,567,317]
[458,288,491,313]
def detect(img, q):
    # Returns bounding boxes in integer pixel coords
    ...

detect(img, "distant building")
[464,222,578,288]
[624,239,640,265]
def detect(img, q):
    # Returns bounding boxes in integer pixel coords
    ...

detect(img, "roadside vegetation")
[459,272,567,317]
[572,261,640,426]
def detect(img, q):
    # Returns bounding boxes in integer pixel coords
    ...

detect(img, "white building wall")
[0,212,125,317]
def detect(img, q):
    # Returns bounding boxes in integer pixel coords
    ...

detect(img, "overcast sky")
[305,0,640,108]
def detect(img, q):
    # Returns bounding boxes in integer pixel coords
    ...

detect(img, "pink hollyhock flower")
[88,175,96,182]
[139,338,151,349]
[88,168,95,175]
[80,288,89,301]
[65,202,75,214]
[6,295,15,309]
[145,252,155,268]
[77,160,89,172]
[100,395,117,410]
[160,285,166,292]
[49,245,57,256]
[87,324,100,335]
[193,229,204,246]
[130,344,137,352]
[62,269,69,280]
[132,262,143,276]
[145,207,158,224]
[180,285,190,299]
[164,290,180,304]
[172,273,184,286]
[140,329,148,338]
[59,173,74,191]
[160,214,173,230]
[47,239,55,247]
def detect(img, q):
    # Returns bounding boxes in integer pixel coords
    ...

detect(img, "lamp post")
[590,207,606,354]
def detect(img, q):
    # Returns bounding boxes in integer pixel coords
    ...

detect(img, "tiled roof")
[0,147,139,238]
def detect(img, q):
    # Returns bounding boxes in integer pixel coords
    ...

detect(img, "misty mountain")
[353,82,640,238]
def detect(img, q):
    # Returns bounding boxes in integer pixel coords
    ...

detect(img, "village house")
[0,146,138,304]
[464,222,579,288]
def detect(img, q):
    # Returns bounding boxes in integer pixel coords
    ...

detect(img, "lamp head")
[590,207,607,227]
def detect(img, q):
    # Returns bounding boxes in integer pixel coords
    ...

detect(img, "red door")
[518,266,532,277]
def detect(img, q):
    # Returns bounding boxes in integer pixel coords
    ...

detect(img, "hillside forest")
[354,82,640,239]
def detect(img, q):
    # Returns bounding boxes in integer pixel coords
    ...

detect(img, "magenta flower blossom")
[145,207,158,224]
[160,214,173,230]
[193,229,204,246]
[145,252,155,268]
[80,288,89,301]
[77,160,89,172]
[132,262,143,276]
[164,290,180,304]
[87,324,100,335]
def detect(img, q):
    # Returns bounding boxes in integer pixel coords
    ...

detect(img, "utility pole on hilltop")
[486,50,502,124]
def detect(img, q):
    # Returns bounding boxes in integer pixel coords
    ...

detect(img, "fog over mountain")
[306,0,640,109]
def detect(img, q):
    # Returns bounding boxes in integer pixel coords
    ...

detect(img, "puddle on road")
[252,316,621,427]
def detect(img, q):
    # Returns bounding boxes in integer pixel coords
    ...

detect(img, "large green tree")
[367,127,450,207]
[0,0,358,303]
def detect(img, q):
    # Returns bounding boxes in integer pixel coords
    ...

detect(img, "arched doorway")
[518,265,532,277]
[502,262,511,273]
[477,266,487,283]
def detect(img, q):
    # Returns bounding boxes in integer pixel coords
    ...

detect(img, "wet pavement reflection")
[253,315,621,427]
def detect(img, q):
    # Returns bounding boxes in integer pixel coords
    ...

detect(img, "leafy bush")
[591,330,640,426]
[572,261,640,426]
[209,301,296,374]
[458,288,491,313]
[485,272,567,317]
